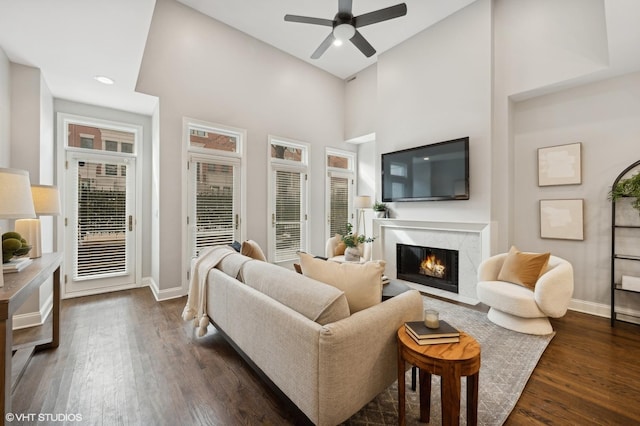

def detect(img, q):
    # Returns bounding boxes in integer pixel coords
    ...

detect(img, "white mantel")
[372,219,494,305]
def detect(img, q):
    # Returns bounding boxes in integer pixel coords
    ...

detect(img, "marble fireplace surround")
[372,219,492,305]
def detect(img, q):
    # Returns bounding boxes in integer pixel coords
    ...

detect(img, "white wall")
[512,71,640,313]
[376,0,493,222]
[345,64,377,141]
[136,0,350,293]
[0,47,9,169]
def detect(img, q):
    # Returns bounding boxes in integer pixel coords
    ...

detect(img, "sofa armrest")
[478,253,508,281]
[316,289,423,425]
[534,258,574,317]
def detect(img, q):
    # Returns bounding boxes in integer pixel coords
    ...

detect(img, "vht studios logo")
[6,413,83,422]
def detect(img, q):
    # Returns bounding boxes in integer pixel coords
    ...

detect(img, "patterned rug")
[343,296,555,425]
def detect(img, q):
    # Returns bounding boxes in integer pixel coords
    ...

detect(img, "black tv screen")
[381,137,469,202]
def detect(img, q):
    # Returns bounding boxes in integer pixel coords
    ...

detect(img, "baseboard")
[145,276,186,301]
[568,299,610,318]
[13,293,53,330]
[568,298,640,321]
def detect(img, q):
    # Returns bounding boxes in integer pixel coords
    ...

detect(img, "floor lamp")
[354,195,371,237]
[0,168,37,287]
[15,185,61,259]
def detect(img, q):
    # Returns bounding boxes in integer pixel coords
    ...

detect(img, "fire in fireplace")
[396,243,459,293]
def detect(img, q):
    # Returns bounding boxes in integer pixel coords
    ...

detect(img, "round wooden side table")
[396,327,481,426]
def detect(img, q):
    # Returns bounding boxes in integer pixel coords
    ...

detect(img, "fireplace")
[396,243,459,293]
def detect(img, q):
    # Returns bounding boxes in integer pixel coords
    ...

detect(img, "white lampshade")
[31,185,61,216]
[354,195,371,209]
[0,168,36,219]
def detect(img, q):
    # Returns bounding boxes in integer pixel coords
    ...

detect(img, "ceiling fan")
[284,0,408,59]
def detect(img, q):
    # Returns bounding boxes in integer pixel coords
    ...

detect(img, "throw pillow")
[497,246,550,289]
[240,240,267,262]
[298,251,385,313]
[333,234,346,256]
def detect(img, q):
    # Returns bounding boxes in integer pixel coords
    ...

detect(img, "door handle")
[129,215,133,231]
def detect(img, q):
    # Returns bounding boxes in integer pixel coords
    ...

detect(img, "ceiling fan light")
[333,24,355,42]
[333,39,344,47]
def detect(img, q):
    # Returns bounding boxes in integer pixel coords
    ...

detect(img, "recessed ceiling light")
[94,75,115,85]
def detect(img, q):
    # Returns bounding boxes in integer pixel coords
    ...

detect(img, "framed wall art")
[538,142,582,186]
[540,199,584,240]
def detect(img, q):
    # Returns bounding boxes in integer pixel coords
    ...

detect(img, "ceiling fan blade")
[311,33,336,59]
[338,0,353,14]
[354,3,407,28]
[350,30,376,57]
[284,14,334,27]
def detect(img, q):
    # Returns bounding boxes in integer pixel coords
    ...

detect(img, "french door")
[64,153,137,295]
[187,154,241,257]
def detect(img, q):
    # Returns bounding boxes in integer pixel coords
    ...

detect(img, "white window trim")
[268,135,310,263]
[56,112,144,298]
[182,117,247,290]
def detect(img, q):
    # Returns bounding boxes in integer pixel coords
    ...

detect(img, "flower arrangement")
[341,222,375,248]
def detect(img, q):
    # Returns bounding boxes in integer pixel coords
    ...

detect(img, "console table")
[0,253,62,424]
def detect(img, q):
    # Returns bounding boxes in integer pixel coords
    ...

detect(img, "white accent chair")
[325,234,371,263]
[476,253,574,335]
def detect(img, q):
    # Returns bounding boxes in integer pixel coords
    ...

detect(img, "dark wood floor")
[12,287,640,425]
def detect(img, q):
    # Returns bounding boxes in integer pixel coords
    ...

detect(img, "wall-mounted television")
[381,137,469,202]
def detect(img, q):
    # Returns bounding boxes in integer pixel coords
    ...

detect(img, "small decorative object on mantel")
[373,200,387,218]
[341,222,375,262]
[608,170,640,214]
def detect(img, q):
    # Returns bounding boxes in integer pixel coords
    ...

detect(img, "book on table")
[408,335,460,345]
[2,257,32,273]
[404,320,460,340]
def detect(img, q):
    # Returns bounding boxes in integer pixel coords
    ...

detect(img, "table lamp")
[354,195,371,236]
[15,185,61,259]
[0,168,37,287]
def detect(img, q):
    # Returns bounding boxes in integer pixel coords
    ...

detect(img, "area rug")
[343,296,555,425]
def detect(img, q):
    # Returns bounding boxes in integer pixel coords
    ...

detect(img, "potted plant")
[373,201,387,218]
[341,223,375,261]
[609,172,640,214]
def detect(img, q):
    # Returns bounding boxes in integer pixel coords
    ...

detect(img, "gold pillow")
[497,246,550,289]
[298,252,384,314]
[240,240,267,262]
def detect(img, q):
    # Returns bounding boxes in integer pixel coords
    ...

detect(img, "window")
[105,140,118,152]
[326,149,356,238]
[67,124,135,155]
[189,125,238,153]
[80,137,94,149]
[269,136,309,263]
[185,119,245,262]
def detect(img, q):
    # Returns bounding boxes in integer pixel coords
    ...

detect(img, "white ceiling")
[177,0,477,79]
[0,0,475,115]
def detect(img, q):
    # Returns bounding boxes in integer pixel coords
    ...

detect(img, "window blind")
[74,160,128,278]
[274,170,303,262]
[329,175,349,236]
[192,160,235,257]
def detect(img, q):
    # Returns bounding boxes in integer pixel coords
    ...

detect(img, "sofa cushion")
[241,240,267,261]
[298,252,384,314]
[240,259,350,325]
[497,246,550,289]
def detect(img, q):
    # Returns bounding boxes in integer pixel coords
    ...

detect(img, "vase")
[344,246,361,262]
[375,211,385,218]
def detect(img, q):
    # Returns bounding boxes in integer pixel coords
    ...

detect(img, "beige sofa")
[205,252,423,425]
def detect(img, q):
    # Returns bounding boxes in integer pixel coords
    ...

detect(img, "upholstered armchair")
[325,234,371,263]
[476,251,574,335]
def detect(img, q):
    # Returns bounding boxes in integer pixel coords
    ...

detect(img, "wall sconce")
[0,168,36,287]
[15,185,61,259]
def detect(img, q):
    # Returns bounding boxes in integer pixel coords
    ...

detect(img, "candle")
[424,309,439,329]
